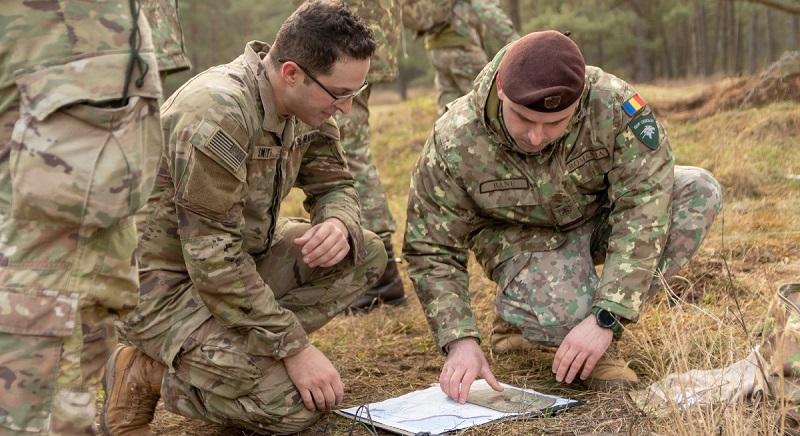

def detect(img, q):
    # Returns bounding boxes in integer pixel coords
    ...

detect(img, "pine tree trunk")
[694,0,710,76]
[749,9,760,73]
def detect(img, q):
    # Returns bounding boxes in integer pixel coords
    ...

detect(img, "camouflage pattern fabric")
[335,86,396,245]
[428,45,488,113]
[121,40,373,380]
[403,44,719,351]
[494,166,722,345]
[141,0,192,75]
[0,0,193,433]
[424,0,518,113]
[758,282,800,403]
[160,220,386,434]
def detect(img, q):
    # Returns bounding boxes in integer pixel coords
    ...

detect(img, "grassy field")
[147,82,800,435]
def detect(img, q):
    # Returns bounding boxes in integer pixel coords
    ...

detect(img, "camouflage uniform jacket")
[123,41,365,366]
[141,0,192,74]
[424,0,518,56]
[403,47,675,350]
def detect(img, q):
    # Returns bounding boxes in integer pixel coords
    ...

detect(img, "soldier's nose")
[334,97,354,114]
[527,124,544,146]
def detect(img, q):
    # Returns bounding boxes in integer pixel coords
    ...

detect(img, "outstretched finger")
[481,366,504,393]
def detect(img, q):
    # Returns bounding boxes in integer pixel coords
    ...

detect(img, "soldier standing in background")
[293,0,406,311]
[102,2,387,434]
[0,0,188,434]
[404,0,518,114]
[404,31,723,402]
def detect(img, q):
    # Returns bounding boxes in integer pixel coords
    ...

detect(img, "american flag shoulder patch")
[205,129,247,171]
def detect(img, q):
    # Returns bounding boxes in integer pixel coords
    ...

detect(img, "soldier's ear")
[280,61,301,87]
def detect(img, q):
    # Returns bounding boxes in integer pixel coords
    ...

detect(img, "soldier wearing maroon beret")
[403,30,723,401]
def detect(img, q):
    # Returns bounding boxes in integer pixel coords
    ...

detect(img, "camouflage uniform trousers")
[334,85,396,246]
[493,166,723,345]
[158,219,387,434]
[427,45,488,114]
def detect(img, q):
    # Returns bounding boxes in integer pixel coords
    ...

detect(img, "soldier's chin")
[297,113,328,128]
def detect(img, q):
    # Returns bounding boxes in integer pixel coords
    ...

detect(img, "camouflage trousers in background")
[159,220,387,434]
[427,45,488,114]
[0,216,142,436]
[494,166,723,345]
[335,85,396,247]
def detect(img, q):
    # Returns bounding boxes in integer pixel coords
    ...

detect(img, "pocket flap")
[16,52,162,122]
[0,289,78,337]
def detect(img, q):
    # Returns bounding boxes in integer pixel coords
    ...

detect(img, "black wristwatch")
[592,306,623,338]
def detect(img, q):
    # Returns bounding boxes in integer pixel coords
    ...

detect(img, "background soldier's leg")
[494,221,597,346]
[335,87,403,309]
[334,86,395,248]
[429,46,488,114]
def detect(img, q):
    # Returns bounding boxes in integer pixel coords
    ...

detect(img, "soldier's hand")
[294,218,350,268]
[283,345,344,411]
[552,314,613,384]
[440,338,503,403]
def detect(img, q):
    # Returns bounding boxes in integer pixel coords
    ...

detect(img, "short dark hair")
[271,0,376,75]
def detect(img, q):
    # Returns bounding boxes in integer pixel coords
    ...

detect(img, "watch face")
[596,309,616,328]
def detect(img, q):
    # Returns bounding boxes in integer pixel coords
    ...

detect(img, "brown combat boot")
[584,356,639,391]
[490,317,537,354]
[349,241,405,312]
[101,344,165,435]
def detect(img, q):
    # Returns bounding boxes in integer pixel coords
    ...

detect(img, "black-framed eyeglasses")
[278,58,369,103]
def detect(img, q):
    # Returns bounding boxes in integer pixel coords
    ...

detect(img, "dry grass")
[144,86,800,435]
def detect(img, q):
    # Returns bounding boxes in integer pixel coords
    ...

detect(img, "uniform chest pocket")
[8,54,162,229]
[565,148,610,193]
[247,146,282,191]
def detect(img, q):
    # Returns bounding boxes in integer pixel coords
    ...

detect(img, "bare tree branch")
[737,0,800,15]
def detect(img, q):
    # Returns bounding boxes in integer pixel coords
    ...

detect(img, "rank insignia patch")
[622,94,647,117]
[629,113,660,150]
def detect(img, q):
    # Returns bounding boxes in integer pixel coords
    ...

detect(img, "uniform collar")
[243,40,293,136]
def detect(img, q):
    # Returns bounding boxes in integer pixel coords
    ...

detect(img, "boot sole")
[100,344,126,436]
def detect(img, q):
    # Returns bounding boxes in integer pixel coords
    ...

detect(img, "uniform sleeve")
[172,107,309,360]
[403,130,484,351]
[593,105,674,322]
[295,120,366,263]
[473,0,518,57]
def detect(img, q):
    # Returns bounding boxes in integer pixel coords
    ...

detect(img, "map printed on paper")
[336,380,580,435]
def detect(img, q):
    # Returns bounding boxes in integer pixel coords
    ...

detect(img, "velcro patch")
[622,94,647,117]
[480,178,529,193]
[253,146,282,160]
[629,113,659,150]
[206,129,247,171]
[566,148,610,172]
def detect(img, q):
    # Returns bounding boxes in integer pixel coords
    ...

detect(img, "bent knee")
[363,230,389,272]
[243,392,321,434]
[675,166,723,215]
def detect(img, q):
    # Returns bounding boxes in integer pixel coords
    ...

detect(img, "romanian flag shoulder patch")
[622,94,647,117]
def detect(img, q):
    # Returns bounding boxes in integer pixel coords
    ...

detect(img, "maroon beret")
[497,30,586,113]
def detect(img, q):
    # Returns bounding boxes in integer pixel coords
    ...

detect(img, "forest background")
[165,0,800,97]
